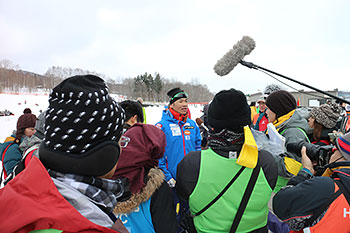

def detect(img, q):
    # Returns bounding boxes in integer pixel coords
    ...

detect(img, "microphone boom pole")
[240,60,350,105]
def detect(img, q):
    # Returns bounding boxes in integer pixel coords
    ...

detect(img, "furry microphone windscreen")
[214,36,256,76]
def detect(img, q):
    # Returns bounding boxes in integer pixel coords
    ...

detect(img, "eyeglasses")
[120,135,130,148]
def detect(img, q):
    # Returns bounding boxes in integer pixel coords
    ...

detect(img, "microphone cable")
[256,68,328,100]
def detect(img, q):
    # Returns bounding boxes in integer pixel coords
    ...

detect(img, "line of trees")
[108,73,213,102]
[0,60,214,102]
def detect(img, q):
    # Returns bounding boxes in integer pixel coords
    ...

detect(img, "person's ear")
[131,115,138,124]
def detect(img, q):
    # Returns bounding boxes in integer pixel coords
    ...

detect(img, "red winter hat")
[16,113,37,139]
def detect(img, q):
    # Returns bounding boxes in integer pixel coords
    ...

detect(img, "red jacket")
[0,157,119,233]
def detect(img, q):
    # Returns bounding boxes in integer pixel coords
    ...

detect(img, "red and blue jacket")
[156,109,201,181]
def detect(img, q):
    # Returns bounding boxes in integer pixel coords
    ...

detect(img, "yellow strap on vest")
[236,126,258,168]
[284,157,302,176]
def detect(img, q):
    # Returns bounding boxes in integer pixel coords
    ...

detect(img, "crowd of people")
[0,74,350,233]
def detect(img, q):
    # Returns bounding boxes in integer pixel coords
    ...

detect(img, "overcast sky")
[1,0,349,95]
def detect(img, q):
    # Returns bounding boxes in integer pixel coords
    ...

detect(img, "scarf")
[208,128,244,149]
[169,107,188,122]
[49,170,125,213]
[208,126,259,168]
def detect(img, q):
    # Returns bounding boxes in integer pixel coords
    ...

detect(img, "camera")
[286,141,334,175]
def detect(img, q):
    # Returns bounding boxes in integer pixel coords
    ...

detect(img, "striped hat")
[336,132,350,161]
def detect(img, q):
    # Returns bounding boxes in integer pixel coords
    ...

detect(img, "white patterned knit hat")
[39,75,125,176]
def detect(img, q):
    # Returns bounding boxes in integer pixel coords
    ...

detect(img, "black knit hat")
[208,89,251,131]
[266,90,296,118]
[120,100,144,123]
[167,87,188,104]
[39,75,125,177]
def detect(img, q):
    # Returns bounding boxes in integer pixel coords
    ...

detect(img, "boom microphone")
[214,36,255,76]
[213,36,350,105]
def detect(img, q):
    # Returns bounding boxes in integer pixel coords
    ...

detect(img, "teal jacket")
[0,135,22,176]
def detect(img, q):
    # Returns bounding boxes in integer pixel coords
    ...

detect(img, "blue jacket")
[156,109,201,181]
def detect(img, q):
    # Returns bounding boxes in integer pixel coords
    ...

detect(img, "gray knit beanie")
[310,103,341,129]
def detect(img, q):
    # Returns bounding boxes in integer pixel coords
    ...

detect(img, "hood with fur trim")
[113,168,164,214]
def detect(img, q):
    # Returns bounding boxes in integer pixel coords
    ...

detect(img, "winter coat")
[0,157,120,232]
[156,109,201,181]
[3,135,42,185]
[276,110,310,144]
[274,110,310,161]
[0,134,22,176]
[268,110,311,192]
[273,161,350,232]
[176,128,278,233]
[253,112,268,131]
[114,168,177,233]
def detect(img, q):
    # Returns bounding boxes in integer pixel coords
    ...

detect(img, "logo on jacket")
[184,130,191,135]
[170,124,181,136]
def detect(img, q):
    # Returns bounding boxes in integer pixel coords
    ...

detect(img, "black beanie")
[167,87,188,104]
[39,75,125,177]
[265,90,296,118]
[208,89,251,131]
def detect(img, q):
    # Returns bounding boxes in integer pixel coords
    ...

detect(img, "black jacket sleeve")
[150,182,178,233]
[273,176,335,222]
[258,149,278,190]
[175,151,201,202]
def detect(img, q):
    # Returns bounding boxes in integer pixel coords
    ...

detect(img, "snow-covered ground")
[0,93,204,142]
[0,93,204,177]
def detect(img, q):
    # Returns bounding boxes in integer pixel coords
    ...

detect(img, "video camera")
[286,140,334,175]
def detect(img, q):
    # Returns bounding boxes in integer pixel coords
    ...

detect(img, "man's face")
[170,98,188,115]
[258,101,267,112]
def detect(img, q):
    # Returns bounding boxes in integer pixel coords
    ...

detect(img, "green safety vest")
[189,149,272,233]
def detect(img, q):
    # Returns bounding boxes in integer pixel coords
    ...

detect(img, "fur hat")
[39,75,125,177]
[167,87,188,104]
[16,112,37,139]
[310,103,341,129]
[266,90,296,118]
[336,132,350,161]
[208,88,251,131]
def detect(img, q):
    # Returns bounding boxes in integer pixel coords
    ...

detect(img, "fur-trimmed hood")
[113,168,164,214]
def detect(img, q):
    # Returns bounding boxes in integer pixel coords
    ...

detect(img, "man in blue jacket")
[156,87,201,187]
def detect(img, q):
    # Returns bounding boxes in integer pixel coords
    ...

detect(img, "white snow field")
[0,92,205,179]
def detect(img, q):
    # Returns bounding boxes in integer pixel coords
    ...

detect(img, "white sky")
[1,0,349,94]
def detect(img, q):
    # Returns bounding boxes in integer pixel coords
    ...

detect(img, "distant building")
[248,89,350,107]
